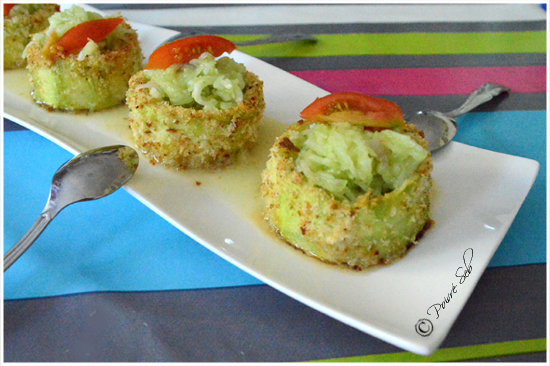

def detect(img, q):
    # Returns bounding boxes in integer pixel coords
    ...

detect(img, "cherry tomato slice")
[56,17,124,56]
[4,4,16,16]
[144,35,237,70]
[300,92,405,129]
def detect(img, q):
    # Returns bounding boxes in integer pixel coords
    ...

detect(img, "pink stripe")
[290,66,546,96]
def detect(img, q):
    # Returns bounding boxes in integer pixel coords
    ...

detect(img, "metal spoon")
[161,31,317,47]
[4,145,139,271]
[406,83,510,153]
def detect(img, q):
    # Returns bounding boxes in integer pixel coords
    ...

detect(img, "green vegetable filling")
[8,4,49,17]
[25,5,130,60]
[46,5,128,41]
[289,122,428,201]
[142,52,247,111]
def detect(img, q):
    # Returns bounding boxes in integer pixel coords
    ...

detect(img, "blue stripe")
[3,110,546,299]
[3,131,262,300]
[454,111,547,267]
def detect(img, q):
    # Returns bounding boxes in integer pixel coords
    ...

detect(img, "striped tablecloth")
[3,3,547,362]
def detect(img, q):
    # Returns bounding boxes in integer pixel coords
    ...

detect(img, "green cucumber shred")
[141,52,247,111]
[25,5,130,60]
[289,122,428,201]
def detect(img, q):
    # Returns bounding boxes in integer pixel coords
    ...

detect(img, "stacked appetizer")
[24,5,143,111]
[4,3,59,69]
[262,92,433,270]
[12,6,431,270]
[126,35,266,169]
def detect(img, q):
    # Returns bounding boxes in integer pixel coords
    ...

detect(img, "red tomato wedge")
[145,35,237,70]
[56,17,124,56]
[4,4,16,16]
[300,92,405,129]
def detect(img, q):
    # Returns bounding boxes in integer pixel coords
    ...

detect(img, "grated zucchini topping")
[141,52,247,111]
[24,5,129,60]
[288,122,428,201]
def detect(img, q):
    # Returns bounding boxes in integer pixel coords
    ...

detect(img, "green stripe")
[224,31,546,58]
[313,338,547,362]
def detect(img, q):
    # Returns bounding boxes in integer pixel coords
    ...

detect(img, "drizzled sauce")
[177,119,288,228]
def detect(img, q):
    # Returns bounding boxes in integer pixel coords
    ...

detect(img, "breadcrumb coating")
[261,120,433,270]
[4,4,59,69]
[126,69,266,169]
[25,21,143,111]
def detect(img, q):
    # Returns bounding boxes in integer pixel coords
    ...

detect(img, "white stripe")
[96,4,546,27]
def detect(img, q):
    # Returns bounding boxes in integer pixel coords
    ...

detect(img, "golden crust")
[126,69,266,169]
[3,4,59,69]
[261,121,433,270]
[25,21,143,111]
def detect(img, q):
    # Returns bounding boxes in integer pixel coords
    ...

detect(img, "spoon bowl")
[406,110,458,153]
[406,83,510,153]
[4,145,139,271]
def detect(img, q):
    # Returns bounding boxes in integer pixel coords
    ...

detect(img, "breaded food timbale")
[126,37,265,169]
[3,4,59,69]
[261,93,433,270]
[24,5,143,111]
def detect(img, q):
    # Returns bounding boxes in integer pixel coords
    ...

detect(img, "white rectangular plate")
[3,19,539,355]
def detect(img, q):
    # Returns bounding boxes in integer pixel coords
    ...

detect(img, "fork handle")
[4,210,55,272]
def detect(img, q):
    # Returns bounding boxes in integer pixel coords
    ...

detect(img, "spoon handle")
[4,210,55,271]
[235,33,317,46]
[444,83,511,119]
[161,32,317,47]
